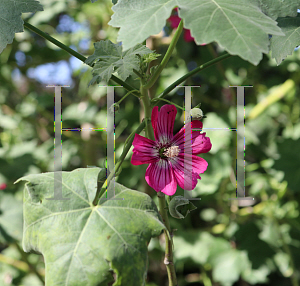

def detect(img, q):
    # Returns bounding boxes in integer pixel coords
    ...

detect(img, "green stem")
[207,44,236,99]
[156,53,233,100]
[133,68,144,79]
[142,76,177,285]
[23,21,86,63]
[151,98,184,111]
[157,192,177,286]
[23,21,140,97]
[143,20,184,89]
[93,120,147,205]
[0,253,30,272]
[200,265,212,286]
[140,84,155,141]
[117,89,140,105]
[110,77,141,98]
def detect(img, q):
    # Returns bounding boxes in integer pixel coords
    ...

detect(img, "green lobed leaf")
[270,15,300,65]
[0,0,43,54]
[85,40,153,85]
[108,0,284,65]
[141,52,161,66]
[15,167,165,286]
[177,0,284,65]
[252,0,299,20]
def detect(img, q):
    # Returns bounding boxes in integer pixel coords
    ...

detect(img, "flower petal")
[171,154,208,190]
[172,120,202,147]
[183,29,194,42]
[131,134,159,165]
[151,105,177,145]
[172,120,212,154]
[145,160,177,195]
[192,132,212,154]
[167,15,181,29]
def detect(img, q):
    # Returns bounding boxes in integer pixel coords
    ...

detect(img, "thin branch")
[93,119,147,205]
[143,20,184,89]
[155,53,233,100]
[23,21,140,97]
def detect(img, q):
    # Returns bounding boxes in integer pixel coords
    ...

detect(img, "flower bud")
[189,107,203,120]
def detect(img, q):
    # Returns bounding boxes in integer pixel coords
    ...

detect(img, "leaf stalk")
[140,84,155,141]
[23,21,140,97]
[157,192,178,286]
[143,20,184,89]
[151,97,184,111]
[155,53,233,100]
[92,120,147,205]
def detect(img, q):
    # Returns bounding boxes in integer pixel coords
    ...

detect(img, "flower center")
[159,145,180,159]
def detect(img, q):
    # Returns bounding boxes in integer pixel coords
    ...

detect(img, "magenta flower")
[131,105,212,196]
[167,8,206,45]
[167,11,195,43]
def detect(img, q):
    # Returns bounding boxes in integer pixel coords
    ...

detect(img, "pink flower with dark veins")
[131,105,212,196]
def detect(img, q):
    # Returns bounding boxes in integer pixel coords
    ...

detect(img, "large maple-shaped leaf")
[15,168,165,286]
[270,15,300,65]
[253,0,300,20]
[177,0,284,65]
[108,0,284,65]
[0,0,43,54]
[85,40,152,85]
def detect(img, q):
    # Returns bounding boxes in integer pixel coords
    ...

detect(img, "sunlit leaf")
[212,249,249,284]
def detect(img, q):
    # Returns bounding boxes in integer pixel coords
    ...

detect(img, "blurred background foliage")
[0,0,299,285]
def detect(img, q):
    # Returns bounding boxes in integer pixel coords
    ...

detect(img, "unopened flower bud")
[189,108,204,120]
